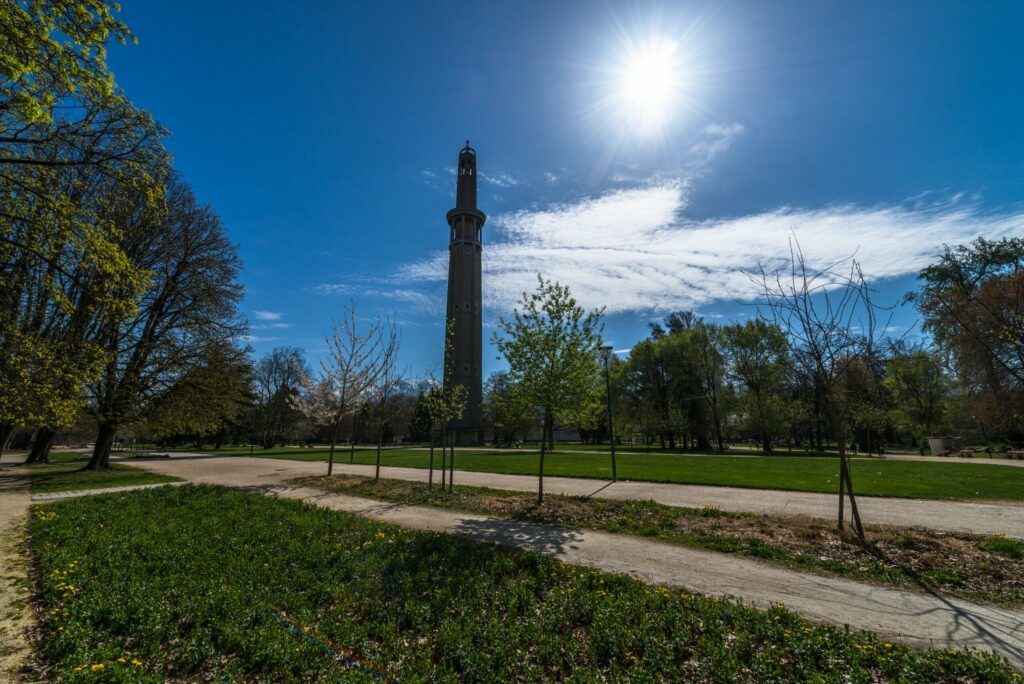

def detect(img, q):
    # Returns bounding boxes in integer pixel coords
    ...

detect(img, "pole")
[602,346,617,482]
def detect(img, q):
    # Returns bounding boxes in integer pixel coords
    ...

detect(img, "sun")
[611,38,685,136]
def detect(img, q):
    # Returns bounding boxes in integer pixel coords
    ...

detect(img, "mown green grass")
[208,446,1024,501]
[30,486,1016,682]
[24,457,180,493]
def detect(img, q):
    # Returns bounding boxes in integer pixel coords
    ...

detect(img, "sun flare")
[613,38,684,135]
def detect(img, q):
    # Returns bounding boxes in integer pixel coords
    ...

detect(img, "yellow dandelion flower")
[91,663,105,671]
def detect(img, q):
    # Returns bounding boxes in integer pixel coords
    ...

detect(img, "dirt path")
[127,454,1024,539]
[0,464,33,681]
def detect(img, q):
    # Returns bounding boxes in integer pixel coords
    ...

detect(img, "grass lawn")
[28,485,1016,682]
[207,446,1024,502]
[22,456,180,494]
[296,474,1024,608]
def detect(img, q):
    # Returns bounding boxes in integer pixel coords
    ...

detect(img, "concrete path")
[11,456,1024,669]
[127,454,1024,539]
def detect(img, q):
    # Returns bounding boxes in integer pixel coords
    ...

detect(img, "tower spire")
[455,140,477,210]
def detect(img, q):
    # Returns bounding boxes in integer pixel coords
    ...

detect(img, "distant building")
[443,142,485,444]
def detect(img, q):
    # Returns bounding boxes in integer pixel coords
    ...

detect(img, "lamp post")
[601,345,617,482]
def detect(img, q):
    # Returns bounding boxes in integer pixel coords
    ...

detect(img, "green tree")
[494,276,604,502]
[144,341,253,449]
[882,345,949,446]
[723,319,793,453]
[911,237,1024,440]
[1,0,168,461]
[483,371,533,447]
[85,175,244,469]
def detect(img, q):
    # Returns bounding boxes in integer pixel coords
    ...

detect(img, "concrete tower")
[444,141,485,444]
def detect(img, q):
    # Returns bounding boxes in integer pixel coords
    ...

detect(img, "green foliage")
[30,486,1017,681]
[482,371,534,444]
[495,275,604,436]
[722,319,795,452]
[0,0,132,129]
[912,237,1024,437]
[882,347,950,441]
[143,341,253,441]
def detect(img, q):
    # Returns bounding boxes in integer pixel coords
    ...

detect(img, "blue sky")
[107,1,1024,376]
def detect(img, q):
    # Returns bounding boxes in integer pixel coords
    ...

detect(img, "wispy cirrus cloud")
[398,184,1024,314]
[253,310,283,321]
[314,282,441,314]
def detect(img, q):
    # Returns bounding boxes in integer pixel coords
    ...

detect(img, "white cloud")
[253,310,283,321]
[314,283,441,314]
[689,123,745,162]
[252,323,291,330]
[241,334,280,343]
[399,184,1024,314]
[544,171,559,185]
[480,171,522,188]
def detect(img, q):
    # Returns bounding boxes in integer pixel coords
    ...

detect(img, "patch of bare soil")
[296,474,1024,608]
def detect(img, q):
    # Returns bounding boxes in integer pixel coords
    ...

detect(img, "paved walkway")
[7,455,1024,669]
[128,454,1024,539]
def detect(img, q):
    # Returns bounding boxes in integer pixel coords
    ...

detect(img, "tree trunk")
[448,432,455,492]
[428,431,435,489]
[350,414,357,464]
[538,409,550,504]
[440,427,447,491]
[25,427,55,464]
[760,432,772,454]
[327,423,337,476]
[0,423,15,460]
[374,429,382,482]
[830,410,864,540]
[86,422,117,470]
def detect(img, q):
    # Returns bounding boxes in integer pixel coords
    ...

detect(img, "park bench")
[1007,450,1024,460]
[958,449,974,458]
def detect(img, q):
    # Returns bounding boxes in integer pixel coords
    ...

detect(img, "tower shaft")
[444,142,485,444]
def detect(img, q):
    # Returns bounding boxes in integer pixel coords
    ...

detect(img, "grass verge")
[24,458,180,494]
[29,485,1018,682]
[294,475,1024,609]
[207,446,1024,502]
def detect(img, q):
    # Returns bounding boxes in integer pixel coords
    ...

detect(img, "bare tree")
[756,241,888,540]
[295,306,398,477]
[371,359,403,482]
[253,347,307,448]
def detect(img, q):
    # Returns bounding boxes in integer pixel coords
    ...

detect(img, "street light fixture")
[601,345,617,482]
